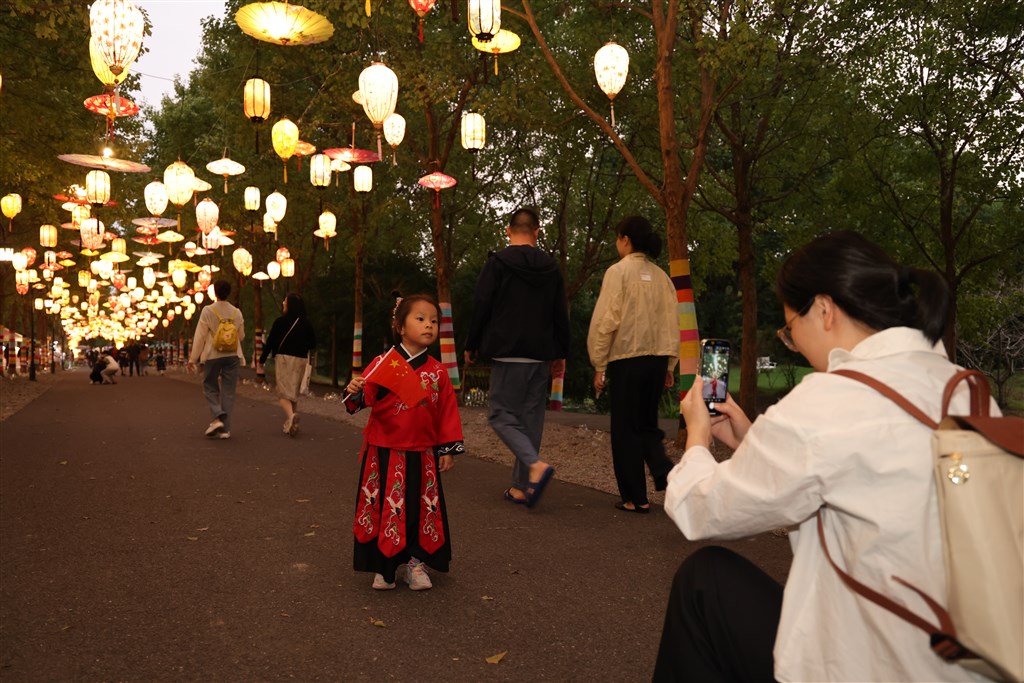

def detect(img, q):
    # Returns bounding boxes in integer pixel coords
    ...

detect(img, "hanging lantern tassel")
[224,176,229,193]
[610,102,616,128]
[494,55,499,75]
[365,0,371,16]
[419,18,424,43]
[377,134,383,161]
[283,161,288,184]
[323,237,329,251]
[392,150,397,167]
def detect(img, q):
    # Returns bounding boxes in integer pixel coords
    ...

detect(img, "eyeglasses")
[776,300,814,352]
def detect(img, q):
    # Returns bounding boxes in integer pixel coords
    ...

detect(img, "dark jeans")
[607,355,675,506]
[653,546,782,683]
[202,356,240,431]
[488,361,550,492]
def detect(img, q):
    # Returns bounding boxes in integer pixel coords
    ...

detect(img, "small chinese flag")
[366,347,428,406]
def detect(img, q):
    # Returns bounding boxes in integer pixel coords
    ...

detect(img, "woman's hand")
[346,376,365,395]
[593,370,606,397]
[438,455,455,472]
[681,377,713,449]
[708,393,752,450]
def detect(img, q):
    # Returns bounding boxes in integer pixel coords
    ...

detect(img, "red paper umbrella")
[132,236,163,245]
[418,171,457,208]
[52,193,119,207]
[135,225,159,236]
[323,147,381,164]
[84,93,139,118]
[56,250,74,259]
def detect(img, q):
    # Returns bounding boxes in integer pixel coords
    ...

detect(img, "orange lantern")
[408,0,437,42]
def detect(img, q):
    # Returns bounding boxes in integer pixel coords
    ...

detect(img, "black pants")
[653,546,783,683]
[607,355,674,506]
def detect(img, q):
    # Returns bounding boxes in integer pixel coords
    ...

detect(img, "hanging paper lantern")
[111,237,127,255]
[313,211,336,248]
[85,170,111,206]
[309,153,331,188]
[195,198,219,235]
[78,269,91,288]
[39,224,58,248]
[383,113,406,166]
[263,213,277,234]
[80,218,106,251]
[266,260,281,280]
[408,0,437,42]
[71,204,91,229]
[280,258,295,278]
[244,186,261,212]
[232,248,253,276]
[172,269,187,289]
[143,267,156,289]
[111,271,127,290]
[271,117,299,183]
[196,268,212,292]
[234,2,335,45]
[468,0,500,42]
[10,252,28,271]
[243,78,271,121]
[144,180,168,216]
[202,228,223,251]
[89,0,145,76]
[594,41,629,126]
[461,112,486,152]
[1,193,20,233]
[265,191,287,223]
[89,35,128,90]
[358,63,398,159]
[354,166,373,193]
[275,247,290,263]
[21,247,37,267]
[163,161,195,209]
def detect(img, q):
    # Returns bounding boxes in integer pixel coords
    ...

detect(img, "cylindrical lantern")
[266,260,281,280]
[89,0,145,76]
[309,153,331,188]
[172,269,187,289]
[111,237,126,254]
[271,118,298,182]
[265,191,287,223]
[145,180,168,216]
[195,197,219,235]
[78,269,91,287]
[71,204,91,229]
[318,210,337,236]
[280,258,295,278]
[354,165,373,193]
[164,161,195,208]
[275,247,291,262]
[243,78,271,122]
[461,112,486,151]
[143,267,156,289]
[86,170,111,206]
[39,224,58,248]
[468,0,501,42]
[244,186,260,212]
[594,41,629,126]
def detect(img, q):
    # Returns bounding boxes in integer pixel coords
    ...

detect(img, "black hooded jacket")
[465,245,570,361]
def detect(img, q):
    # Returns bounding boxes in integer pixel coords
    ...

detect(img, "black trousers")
[607,355,674,505]
[653,546,783,683]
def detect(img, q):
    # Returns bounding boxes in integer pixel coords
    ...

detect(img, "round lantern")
[594,41,629,126]
[383,113,406,165]
[143,267,156,289]
[144,180,168,216]
[309,153,331,188]
[80,218,105,250]
[90,35,128,90]
[354,165,373,193]
[408,0,437,41]
[263,213,277,234]
[89,0,145,76]
[319,211,337,235]
[468,0,501,42]
[201,227,222,251]
[111,271,126,290]
[197,268,212,290]
[171,269,187,289]
[280,258,295,278]
[461,112,486,152]
[195,291,205,304]
[266,260,281,280]
[163,161,195,227]
[271,117,298,183]
[195,197,219,235]
[359,62,399,157]
[40,224,58,248]
[275,247,291,263]
[85,170,111,206]
[11,252,28,271]
[244,186,261,212]
[265,191,287,223]
[232,248,253,276]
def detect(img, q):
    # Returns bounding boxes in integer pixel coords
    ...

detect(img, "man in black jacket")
[464,208,570,508]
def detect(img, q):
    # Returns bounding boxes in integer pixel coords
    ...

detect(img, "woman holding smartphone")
[653,231,994,682]
[587,215,678,513]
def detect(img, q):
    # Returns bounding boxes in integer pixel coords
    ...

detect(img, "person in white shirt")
[654,231,994,682]
[187,280,245,439]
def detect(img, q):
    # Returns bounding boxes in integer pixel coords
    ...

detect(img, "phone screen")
[700,339,731,414]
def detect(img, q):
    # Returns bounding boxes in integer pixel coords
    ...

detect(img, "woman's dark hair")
[775,231,950,343]
[213,279,231,301]
[616,215,662,259]
[284,293,306,318]
[391,293,441,336]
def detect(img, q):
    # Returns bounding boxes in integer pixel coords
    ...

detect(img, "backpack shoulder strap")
[831,369,938,429]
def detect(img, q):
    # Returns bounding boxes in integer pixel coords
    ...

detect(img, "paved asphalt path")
[0,371,792,682]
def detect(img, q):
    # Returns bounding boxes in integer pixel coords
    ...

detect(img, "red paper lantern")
[111,271,127,290]
[408,0,436,42]
[21,247,37,267]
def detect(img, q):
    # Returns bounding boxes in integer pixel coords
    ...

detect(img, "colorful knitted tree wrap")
[671,258,700,408]
[438,302,460,390]
[351,321,363,373]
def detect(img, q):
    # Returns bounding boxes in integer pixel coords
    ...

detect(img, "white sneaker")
[205,419,224,437]
[401,558,433,591]
[217,431,231,439]
[372,574,396,590]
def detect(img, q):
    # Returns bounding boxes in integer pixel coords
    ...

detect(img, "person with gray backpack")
[187,279,245,440]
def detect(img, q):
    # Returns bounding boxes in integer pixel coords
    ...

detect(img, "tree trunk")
[736,218,758,415]
[428,194,460,390]
[939,165,958,361]
[352,204,365,377]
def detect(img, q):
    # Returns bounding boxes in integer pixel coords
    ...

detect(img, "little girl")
[344,295,463,591]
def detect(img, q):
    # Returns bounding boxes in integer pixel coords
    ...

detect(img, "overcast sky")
[133,0,228,107]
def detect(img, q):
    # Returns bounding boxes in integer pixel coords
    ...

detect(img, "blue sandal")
[503,488,527,505]
[525,466,555,509]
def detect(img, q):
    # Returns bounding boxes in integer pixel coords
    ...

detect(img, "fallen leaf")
[369,617,385,627]
[59,461,68,466]
[485,651,508,665]
[186,536,199,541]
[481,596,494,601]
[279,611,291,618]
[303,531,316,537]
[196,527,209,532]
[308,523,320,529]
[295,499,311,503]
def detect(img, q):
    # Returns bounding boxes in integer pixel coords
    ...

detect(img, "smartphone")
[699,339,731,416]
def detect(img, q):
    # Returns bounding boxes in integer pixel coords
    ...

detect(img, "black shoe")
[654,474,668,492]
[615,501,651,514]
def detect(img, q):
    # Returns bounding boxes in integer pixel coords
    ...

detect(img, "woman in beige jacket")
[588,216,679,513]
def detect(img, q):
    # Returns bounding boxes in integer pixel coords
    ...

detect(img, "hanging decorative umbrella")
[57,153,150,173]
[313,210,336,249]
[358,63,398,159]
[324,147,380,164]
[472,29,520,74]
[408,0,437,42]
[294,140,316,171]
[206,154,245,193]
[594,41,629,127]
[84,93,139,141]
[330,157,352,186]
[235,2,334,45]
[418,171,457,208]
[191,177,213,194]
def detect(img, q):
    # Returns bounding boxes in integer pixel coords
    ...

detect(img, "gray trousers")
[488,361,549,491]
[202,356,240,431]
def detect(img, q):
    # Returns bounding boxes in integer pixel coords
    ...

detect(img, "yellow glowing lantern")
[144,180,168,216]
[111,237,127,255]
[472,29,520,74]
[72,204,91,228]
[265,191,287,223]
[90,35,128,90]
[244,186,261,212]
[164,161,195,229]
[383,112,406,165]
[10,252,28,271]
[172,269,187,289]
[266,260,281,280]
[1,193,20,232]
[309,153,331,188]
[86,170,111,206]
[263,213,277,235]
[232,248,253,276]
[468,0,500,42]
[354,165,372,193]
[78,270,91,287]
[143,267,156,289]
[280,258,295,278]
[461,112,486,152]
[40,224,58,248]
[594,41,629,126]
[271,117,299,183]
[358,62,399,158]
[89,0,145,76]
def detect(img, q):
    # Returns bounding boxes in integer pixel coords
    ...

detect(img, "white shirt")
[665,327,995,682]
